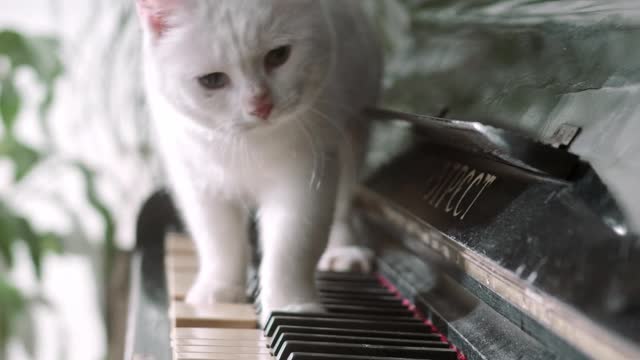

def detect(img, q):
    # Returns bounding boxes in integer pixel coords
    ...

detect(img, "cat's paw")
[317,246,374,273]
[260,302,325,326]
[185,279,247,305]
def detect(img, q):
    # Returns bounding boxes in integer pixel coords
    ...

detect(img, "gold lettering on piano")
[423,161,497,220]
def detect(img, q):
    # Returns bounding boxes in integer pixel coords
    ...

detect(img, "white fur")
[137,0,382,323]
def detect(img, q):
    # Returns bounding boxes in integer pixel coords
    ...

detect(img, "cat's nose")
[249,93,273,120]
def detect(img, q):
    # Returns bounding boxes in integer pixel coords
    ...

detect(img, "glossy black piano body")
[127,107,639,360]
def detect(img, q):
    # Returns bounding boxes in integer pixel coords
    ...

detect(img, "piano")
[124,107,640,360]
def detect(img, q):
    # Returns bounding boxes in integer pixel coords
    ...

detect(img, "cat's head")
[137,0,333,134]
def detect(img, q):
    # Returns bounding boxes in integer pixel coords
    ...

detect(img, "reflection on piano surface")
[126,110,640,360]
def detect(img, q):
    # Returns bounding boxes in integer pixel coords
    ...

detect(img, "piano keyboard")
[165,233,465,360]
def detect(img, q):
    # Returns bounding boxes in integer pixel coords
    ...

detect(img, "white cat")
[136,0,382,322]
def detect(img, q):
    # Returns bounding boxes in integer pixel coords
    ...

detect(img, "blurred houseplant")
[0,28,116,358]
[0,29,64,356]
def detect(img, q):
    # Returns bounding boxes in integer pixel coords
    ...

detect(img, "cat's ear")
[136,0,183,38]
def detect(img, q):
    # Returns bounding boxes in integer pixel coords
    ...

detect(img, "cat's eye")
[265,45,291,70]
[198,72,230,90]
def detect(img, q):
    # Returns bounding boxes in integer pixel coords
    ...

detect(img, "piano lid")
[366,107,580,179]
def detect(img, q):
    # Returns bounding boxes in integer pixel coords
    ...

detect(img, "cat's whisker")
[309,107,354,152]
[232,134,243,168]
[229,134,237,167]
[276,93,298,115]
[309,107,360,186]
[314,98,362,118]
[238,135,250,168]
[294,119,322,190]
[220,132,235,170]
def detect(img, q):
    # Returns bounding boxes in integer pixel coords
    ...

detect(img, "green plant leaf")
[0,274,26,352]
[23,36,63,85]
[0,137,41,182]
[0,31,62,84]
[39,233,63,255]
[73,163,116,275]
[0,201,63,276]
[38,89,55,137]
[0,30,30,68]
[12,220,63,279]
[24,35,63,139]
[0,206,17,268]
[0,202,21,269]
[14,218,43,278]
[0,29,64,358]
[0,30,63,140]
[0,74,20,132]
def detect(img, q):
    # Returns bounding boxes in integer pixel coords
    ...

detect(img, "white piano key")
[175,353,273,360]
[166,252,199,272]
[172,328,266,341]
[171,302,258,329]
[175,345,271,354]
[172,339,269,347]
[166,233,197,254]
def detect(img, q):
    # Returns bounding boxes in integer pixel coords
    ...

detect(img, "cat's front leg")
[318,146,373,273]
[183,198,250,305]
[318,217,374,273]
[257,165,339,324]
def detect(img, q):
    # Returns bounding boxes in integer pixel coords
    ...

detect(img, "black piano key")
[316,279,382,287]
[264,316,431,337]
[316,274,380,281]
[273,333,449,355]
[324,304,414,317]
[259,272,461,360]
[264,313,423,336]
[270,326,442,349]
[315,272,379,281]
[266,311,422,327]
[318,292,400,302]
[277,340,459,360]
[317,286,392,295]
[320,298,407,308]
[315,278,385,286]
[287,353,427,360]
[319,286,393,296]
